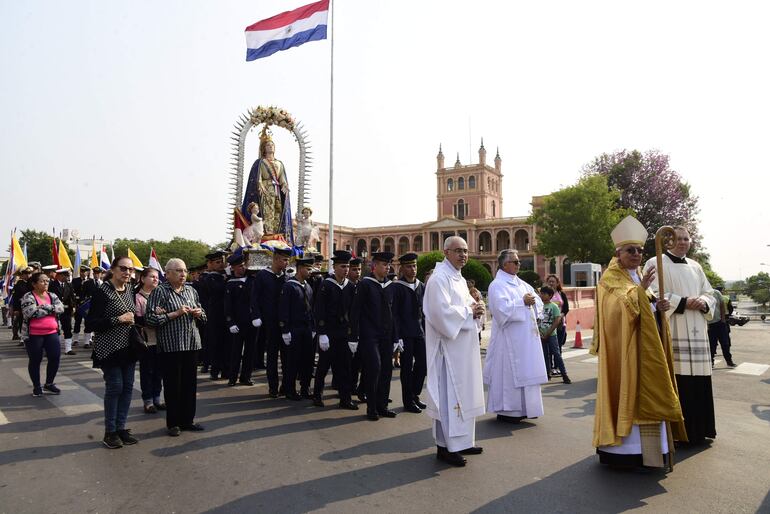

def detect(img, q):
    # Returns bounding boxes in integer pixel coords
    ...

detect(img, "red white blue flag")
[245,0,329,61]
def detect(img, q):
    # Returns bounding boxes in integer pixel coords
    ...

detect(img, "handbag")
[115,289,148,355]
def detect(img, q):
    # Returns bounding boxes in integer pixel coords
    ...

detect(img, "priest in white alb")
[423,236,486,467]
[483,249,549,424]
[643,225,716,445]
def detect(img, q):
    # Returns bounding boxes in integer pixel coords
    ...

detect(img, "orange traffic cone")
[572,321,583,349]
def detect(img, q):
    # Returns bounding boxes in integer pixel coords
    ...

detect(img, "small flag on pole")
[58,239,74,270]
[245,0,329,61]
[100,246,111,270]
[51,237,60,267]
[90,238,99,269]
[127,248,144,269]
[74,243,82,278]
[148,248,165,280]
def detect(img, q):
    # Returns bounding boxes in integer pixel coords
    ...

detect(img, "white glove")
[348,341,358,354]
[282,333,291,346]
[393,343,400,353]
[229,325,239,334]
[252,318,262,328]
[398,339,405,352]
[319,334,330,352]
[312,331,316,339]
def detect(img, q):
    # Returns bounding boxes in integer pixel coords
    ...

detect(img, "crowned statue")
[241,127,293,242]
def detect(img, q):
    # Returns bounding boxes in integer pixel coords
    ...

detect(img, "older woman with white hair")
[146,258,207,437]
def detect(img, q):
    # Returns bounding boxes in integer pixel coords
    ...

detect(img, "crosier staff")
[655,226,677,300]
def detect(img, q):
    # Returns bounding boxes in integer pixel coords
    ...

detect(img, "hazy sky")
[2,1,768,279]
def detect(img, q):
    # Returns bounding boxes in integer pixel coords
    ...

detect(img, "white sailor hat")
[611,215,648,249]
[42,264,58,271]
[55,268,71,274]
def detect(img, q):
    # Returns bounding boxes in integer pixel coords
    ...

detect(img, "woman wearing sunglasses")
[87,256,140,449]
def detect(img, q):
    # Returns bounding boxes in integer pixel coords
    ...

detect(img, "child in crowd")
[538,286,571,384]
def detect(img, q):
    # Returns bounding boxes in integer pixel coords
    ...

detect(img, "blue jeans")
[103,362,136,432]
[542,335,567,376]
[25,333,61,388]
[139,345,163,402]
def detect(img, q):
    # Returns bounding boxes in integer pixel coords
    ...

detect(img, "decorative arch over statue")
[227,106,313,245]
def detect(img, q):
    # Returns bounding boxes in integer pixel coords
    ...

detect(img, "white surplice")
[643,254,715,376]
[483,269,548,417]
[423,259,485,452]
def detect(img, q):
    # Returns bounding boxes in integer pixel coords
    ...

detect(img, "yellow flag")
[90,240,99,268]
[11,235,27,269]
[58,239,74,270]
[127,248,144,268]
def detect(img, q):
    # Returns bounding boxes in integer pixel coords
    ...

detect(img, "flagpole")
[327,0,335,263]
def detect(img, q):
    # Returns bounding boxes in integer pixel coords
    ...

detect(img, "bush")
[417,251,493,291]
[518,270,542,289]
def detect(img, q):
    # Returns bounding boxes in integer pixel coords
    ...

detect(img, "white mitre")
[611,215,648,249]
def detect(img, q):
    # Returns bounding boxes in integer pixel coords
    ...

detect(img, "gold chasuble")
[591,258,687,454]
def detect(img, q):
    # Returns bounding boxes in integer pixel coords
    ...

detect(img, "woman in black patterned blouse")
[87,256,140,449]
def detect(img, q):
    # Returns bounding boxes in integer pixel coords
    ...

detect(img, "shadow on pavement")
[564,398,595,419]
[751,404,770,424]
[471,455,671,513]
[542,377,597,401]
[319,429,433,461]
[203,454,443,513]
[475,416,538,441]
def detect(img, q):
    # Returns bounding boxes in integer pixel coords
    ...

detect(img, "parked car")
[727,312,750,326]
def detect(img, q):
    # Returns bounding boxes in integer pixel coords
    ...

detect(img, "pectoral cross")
[453,403,461,418]
[691,327,700,338]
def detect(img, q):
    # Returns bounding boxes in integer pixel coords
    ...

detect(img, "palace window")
[453,199,468,220]
[447,178,454,191]
[468,176,476,189]
[458,177,465,190]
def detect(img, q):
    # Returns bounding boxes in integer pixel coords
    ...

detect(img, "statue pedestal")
[244,248,275,270]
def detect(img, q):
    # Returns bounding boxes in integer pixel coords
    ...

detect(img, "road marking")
[728,362,769,376]
[581,357,599,364]
[77,361,143,392]
[561,349,590,360]
[13,368,102,416]
[0,409,8,425]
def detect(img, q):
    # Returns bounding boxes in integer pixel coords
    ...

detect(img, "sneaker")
[65,350,77,356]
[84,343,91,349]
[32,387,43,397]
[562,376,572,384]
[103,431,123,449]
[43,384,61,395]
[144,403,157,414]
[117,429,138,445]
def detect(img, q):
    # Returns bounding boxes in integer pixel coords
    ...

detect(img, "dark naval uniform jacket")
[224,277,252,330]
[390,279,425,339]
[250,268,286,328]
[314,277,355,340]
[349,276,397,344]
[278,279,314,336]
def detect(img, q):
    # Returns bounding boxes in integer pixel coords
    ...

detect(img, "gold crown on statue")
[259,125,273,144]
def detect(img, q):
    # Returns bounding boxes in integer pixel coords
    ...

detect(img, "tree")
[113,237,211,269]
[745,272,770,307]
[528,175,631,266]
[582,149,701,255]
[416,251,492,290]
[518,270,542,289]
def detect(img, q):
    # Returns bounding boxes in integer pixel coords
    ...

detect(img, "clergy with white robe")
[592,216,687,470]
[643,225,716,444]
[483,249,548,423]
[423,236,485,467]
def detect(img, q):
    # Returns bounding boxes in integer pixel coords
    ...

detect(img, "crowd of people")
[2,217,731,470]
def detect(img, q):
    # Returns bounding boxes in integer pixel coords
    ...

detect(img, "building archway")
[514,229,529,251]
[398,236,409,255]
[447,178,454,192]
[458,177,465,190]
[469,176,476,189]
[370,238,381,252]
[356,238,367,257]
[383,237,395,253]
[413,235,423,252]
[495,230,510,252]
[478,231,492,253]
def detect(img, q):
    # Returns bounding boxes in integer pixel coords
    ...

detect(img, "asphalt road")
[1,323,768,514]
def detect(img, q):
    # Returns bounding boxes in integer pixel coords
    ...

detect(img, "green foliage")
[416,251,492,291]
[18,229,58,266]
[745,272,770,306]
[517,270,542,289]
[528,175,631,265]
[704,268,725,290]
[114,237,211,269]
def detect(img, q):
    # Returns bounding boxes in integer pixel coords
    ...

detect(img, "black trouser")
[229,326,257,382]
[399,335,427,406]
[708,321,733,364]
[25,333,60,387]
[264,322,286,394]
[351,348,366,395]
[283,329,312,395]
[60,309,73,339]
[206,321,230,377]
[252,325,266,368]
[361,338,393,414]
[160,350,198,429]
[73,309,84,334]
[314,335,353,403]
[12,309,22,339]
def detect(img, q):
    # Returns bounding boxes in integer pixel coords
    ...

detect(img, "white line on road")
[581,356,599,364]
[0,409,8,425]
[561,349,590,360]
[13,367,102,416]
[728,362,769,376]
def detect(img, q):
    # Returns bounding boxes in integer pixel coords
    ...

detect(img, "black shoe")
[228,379,237,386]
[377,409,397,418]
[414,397,427,409]
[497,414,525,424]
[562,376,572,384]
[103,431,123,449]
[366,411,379,421]
[339,401,359,410]
[209,374,219,381]
[32,387,43,397]
[201,365,210,374]
[727,361,738,368]
[268,390,279,399]
[436,446,466,467]
[167,426,181,437]
[404,403,422,414]
[459,446,483,455]
[154,402,167,411]
[65,350,77,356]
[312,397,325,407]
[180,423,205,432]
[84,343,91,349]
[357,393,368,403]
[43,383,61,395]
[300,390,313,399]
[239,379,255,386]
[117,429,138,445]
[286,393,302,401]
